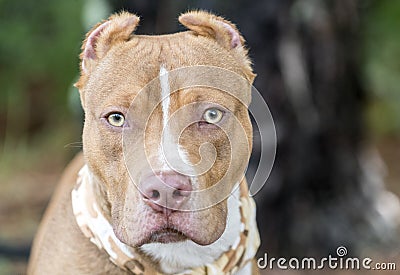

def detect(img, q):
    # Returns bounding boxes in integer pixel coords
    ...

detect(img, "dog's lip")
[118,216,223,247]
[142,227,188,244]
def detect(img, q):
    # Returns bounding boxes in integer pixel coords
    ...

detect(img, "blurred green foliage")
[0,0,83,155]
[363,0,400,136]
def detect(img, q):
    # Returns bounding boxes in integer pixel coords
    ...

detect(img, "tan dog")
[28,11,260,274]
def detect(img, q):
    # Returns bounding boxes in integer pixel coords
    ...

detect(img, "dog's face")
[76,12,255,247]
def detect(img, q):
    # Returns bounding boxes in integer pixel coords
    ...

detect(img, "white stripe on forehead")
[159,66,170,130]
[158,66,195,175]
[159,66,172,169]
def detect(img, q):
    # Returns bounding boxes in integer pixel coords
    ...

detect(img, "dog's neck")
[72,165,260,274]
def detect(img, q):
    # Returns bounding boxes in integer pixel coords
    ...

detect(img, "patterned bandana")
[72,165,260,274]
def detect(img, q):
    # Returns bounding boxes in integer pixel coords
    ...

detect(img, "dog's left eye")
[106,113,125,127]
[203,108,223,124]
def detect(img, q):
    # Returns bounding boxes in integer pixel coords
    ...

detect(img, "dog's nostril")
[150,190,160,199]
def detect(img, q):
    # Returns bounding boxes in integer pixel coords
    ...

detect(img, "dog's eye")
[106,113,125,127]
[203,108,223,124]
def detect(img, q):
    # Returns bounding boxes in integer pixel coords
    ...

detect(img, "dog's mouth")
[145,228,188,244]
[114,200,228,247]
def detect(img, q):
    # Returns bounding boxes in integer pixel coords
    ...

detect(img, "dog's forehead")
[84,31,250,110]
[124,32,245,73]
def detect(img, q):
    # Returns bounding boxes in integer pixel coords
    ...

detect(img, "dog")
[28,10,260,274]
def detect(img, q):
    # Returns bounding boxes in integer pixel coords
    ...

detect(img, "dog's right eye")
[106,113,125,127]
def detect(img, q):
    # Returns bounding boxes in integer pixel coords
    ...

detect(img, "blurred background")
[0,0,399,274]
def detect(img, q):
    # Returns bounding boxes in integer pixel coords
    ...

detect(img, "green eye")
[203,108,223,124]
[107,113,125,127]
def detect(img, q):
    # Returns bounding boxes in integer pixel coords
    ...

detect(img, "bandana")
[72,165,260,274]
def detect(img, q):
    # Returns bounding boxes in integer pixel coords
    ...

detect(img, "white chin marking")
[139,187,241,274]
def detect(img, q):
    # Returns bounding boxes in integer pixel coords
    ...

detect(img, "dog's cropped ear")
[179,11,256,83]
[75,12,140,90]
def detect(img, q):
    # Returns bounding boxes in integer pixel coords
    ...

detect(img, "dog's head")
[76,11,255,247]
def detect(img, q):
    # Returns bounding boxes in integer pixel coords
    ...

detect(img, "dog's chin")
[119,227,222,248]
[136,229,217,247]
[145,228,188,244]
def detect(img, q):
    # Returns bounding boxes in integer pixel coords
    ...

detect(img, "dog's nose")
[140,172,192,215]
